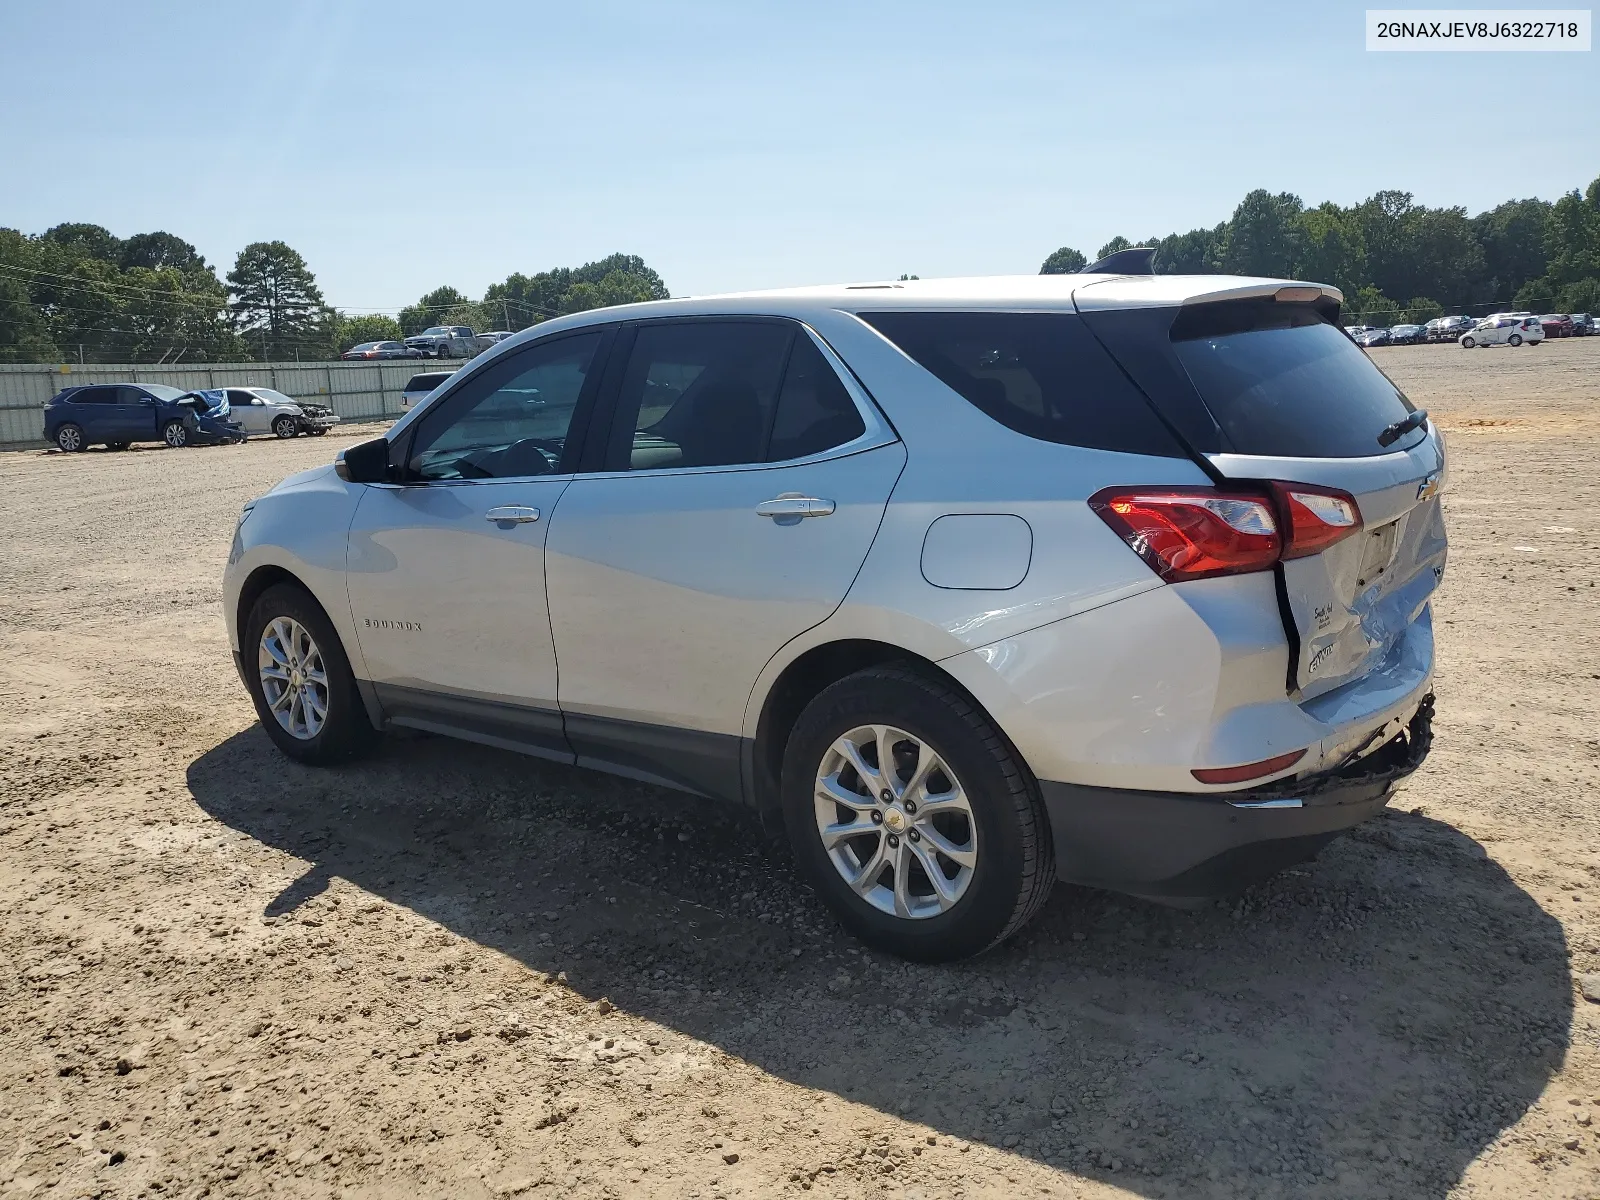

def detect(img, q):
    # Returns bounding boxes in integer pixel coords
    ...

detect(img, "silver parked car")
[224,273,1446,961]
[398,371,456,409]
[224,387,340,438]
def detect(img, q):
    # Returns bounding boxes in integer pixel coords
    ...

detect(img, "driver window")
[408,331,602,481]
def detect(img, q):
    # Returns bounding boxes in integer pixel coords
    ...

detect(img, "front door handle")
[485,506,540,524]
[756,496,836,520]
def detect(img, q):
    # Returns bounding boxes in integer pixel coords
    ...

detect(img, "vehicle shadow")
[188,728,1571,1198]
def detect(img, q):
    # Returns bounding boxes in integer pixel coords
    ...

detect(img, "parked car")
[399,370,457,409]
[1387,324,1426,345]
[1460,316,1544,347]
[44,382,241,451]
[341,341,423,361]
[1343,324,1369,341]
[1354,327,1391,347]
[403,326,489,359]
[226,274,1445,961]
[173,392,249,445]
[1539,314,1575,339]
[1571,313,1595,337]
[480,331,518,345]
[1425,315,1475,342]
[223,387,340,438]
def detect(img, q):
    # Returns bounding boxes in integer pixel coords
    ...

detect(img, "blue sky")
[2,0,1595,312]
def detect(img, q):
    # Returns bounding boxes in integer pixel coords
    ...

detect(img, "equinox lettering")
[364,618,422,632]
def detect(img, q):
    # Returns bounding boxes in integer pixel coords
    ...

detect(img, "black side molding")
[1082,247,1157,275]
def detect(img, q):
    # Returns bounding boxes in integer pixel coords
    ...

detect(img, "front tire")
[781,666,1054,962]
[1509,334,1522,347]
[1461,337,1475,348]
[243,582,377,765]
[163,420,188,448]
[273,415,297,439]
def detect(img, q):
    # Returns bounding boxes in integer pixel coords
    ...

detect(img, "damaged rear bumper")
[1041,695,1434,901]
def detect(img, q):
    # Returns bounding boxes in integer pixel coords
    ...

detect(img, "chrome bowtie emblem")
[884,809,907,833]
[1417,471,1441,502]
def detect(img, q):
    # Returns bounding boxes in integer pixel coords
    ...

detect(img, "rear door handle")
[485,506,540,524]
[756,496,836,520]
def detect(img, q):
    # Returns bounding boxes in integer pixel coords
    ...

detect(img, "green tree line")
[0,227,670,364]
[1042,174,1600,325]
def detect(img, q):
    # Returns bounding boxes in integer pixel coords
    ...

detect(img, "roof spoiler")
[1081,246,1157,275]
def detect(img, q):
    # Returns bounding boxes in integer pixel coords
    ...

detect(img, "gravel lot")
[2,338,1599,1199]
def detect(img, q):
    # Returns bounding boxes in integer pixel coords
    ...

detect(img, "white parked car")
[225,273,1445,961]
[399,371,456,409]
[1459,316,1544,348]
[224,387,340,438]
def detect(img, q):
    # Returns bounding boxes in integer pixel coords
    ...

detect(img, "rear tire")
[55,424,85,452]
[781,665,1054,962]
[243,582,378,765]
[273,415,297,439]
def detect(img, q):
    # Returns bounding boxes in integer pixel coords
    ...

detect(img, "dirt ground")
[2,336,1599,1200]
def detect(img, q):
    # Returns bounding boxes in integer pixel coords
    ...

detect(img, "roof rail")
[1081,246,1157,275]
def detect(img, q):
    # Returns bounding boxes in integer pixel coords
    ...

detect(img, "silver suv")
[224,273,1446,961]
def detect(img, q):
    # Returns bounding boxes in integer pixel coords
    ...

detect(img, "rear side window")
[1168,302,1416,458]
[405,373,453,393]
[604,321,792,470]
[858,311,1183,457]
[69,387,116,404]
[767,335,865,461]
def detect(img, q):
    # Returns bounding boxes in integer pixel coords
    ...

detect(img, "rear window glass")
[405,373,454,392]
[858,311,1183,457]
[1168,302,1417,458]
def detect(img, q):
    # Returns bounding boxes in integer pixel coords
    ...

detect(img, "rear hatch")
[1077,284,1447,699]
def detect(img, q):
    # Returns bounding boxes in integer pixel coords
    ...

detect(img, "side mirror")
[335,437,391,484]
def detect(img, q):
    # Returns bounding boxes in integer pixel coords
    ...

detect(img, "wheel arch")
[235,563,385,729]
[748,638,1009,818]
[235,564,305,647]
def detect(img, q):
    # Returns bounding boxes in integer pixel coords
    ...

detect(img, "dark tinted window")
[405,372,453,393]
[606,322,791,470]
[70,387,116,405]
[859,311,1183,457]
[1169,301,1416,458]
[767,335,865,461]
[408,332,601,480]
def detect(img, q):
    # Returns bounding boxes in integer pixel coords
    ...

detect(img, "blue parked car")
[44,383,246,451]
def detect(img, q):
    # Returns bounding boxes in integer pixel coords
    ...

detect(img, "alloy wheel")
[164,422,187,448]
[57,426,82,452]
[813,724,978,919]
[258,616,329,740]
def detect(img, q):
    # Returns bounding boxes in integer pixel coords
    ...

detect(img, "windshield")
[1169,301,1417,458]
[420,327,449,336]
[250,388,297,405]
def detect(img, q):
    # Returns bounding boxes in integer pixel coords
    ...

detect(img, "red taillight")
[1090,482,1364,580]
[1088,487,1281,582]
[1192,748,1307,785]
[1270,482,1363,559]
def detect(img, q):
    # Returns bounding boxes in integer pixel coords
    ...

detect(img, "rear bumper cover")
[1042,695,1433,899]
